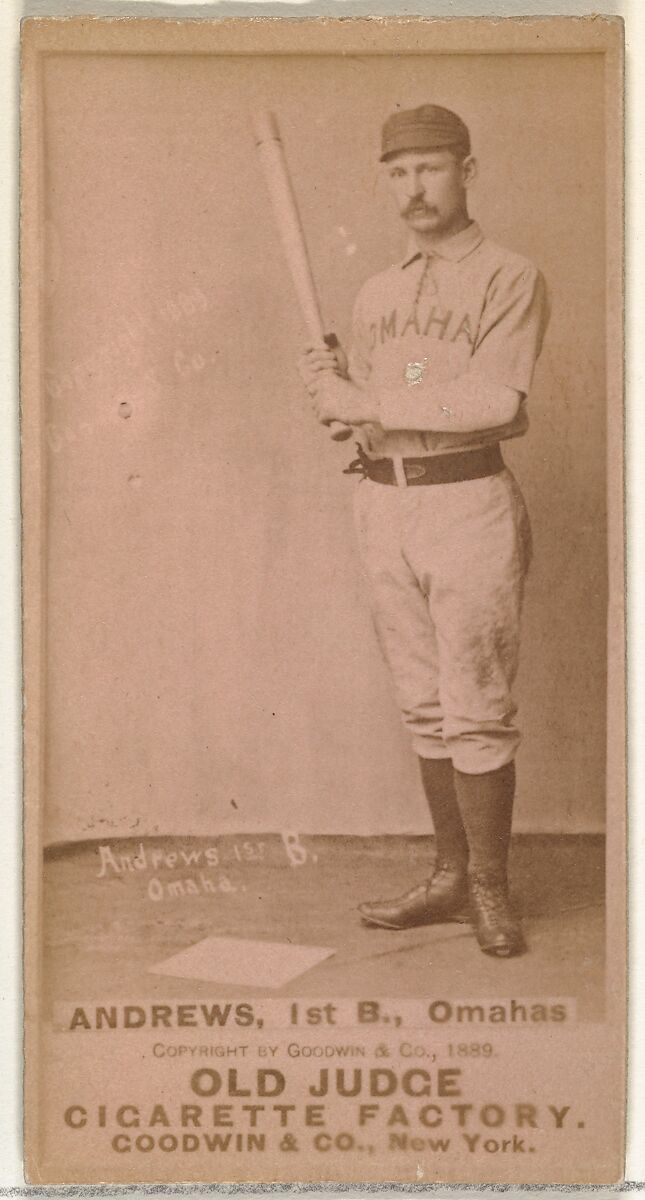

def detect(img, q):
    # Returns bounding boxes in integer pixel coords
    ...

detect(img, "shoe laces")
[468,873,511,916]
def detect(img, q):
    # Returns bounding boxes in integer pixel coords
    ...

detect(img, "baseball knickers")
[353,467,532,774]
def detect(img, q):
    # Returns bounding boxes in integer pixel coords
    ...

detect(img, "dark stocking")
[419,756,469,869]
[453,761,516,880]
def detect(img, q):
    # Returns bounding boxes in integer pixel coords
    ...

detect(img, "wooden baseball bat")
[252,110,352,442]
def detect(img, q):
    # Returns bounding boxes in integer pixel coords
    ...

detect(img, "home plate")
[148,937,336,989]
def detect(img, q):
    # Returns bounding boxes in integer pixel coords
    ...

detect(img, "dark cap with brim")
[380,104,471,161]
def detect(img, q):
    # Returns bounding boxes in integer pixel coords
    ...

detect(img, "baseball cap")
[380,104,471,162]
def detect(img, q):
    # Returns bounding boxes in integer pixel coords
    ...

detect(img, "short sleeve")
[469,264,550,395]
[346,291,373,388]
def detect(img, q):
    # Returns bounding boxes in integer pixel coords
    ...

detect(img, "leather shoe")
[358,862,469,930]
[468,873,525,957]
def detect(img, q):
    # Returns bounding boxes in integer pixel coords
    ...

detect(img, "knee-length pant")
[353,468,532,775]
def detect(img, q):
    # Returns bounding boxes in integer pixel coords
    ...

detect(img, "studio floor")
[42,834,605,1021]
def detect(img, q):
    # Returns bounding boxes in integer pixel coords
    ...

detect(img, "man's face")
[385,148,473,236]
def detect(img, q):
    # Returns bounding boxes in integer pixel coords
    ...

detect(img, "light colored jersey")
[348,220,550,458]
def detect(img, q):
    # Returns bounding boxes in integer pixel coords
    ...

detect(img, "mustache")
[404,201,438,218]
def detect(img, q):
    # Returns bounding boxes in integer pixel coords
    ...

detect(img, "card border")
[20,14,625,1184]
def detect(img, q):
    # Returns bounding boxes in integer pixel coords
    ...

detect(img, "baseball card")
[20,14,625,1185]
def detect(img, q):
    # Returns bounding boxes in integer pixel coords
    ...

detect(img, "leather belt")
[344,443,504,487]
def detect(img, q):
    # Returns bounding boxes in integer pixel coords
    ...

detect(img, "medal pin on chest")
[404,356,429,386]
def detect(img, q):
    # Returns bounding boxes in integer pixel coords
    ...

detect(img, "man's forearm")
[378,375,521,434]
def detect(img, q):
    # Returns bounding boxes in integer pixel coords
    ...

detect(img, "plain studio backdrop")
[40,51,606,843]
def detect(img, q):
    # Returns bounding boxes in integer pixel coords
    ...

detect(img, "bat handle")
[322,334,353,442]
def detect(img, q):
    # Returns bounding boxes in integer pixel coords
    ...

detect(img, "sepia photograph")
[21,15,625,1185]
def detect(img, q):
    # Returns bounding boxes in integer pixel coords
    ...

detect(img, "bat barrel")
[253,109,352,441]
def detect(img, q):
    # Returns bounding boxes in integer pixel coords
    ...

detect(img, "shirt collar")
[401,220,484,268]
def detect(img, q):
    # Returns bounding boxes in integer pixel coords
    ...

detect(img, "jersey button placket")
[404,253,437,390]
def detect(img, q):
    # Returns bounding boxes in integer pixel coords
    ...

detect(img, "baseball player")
[297,105,549,957]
